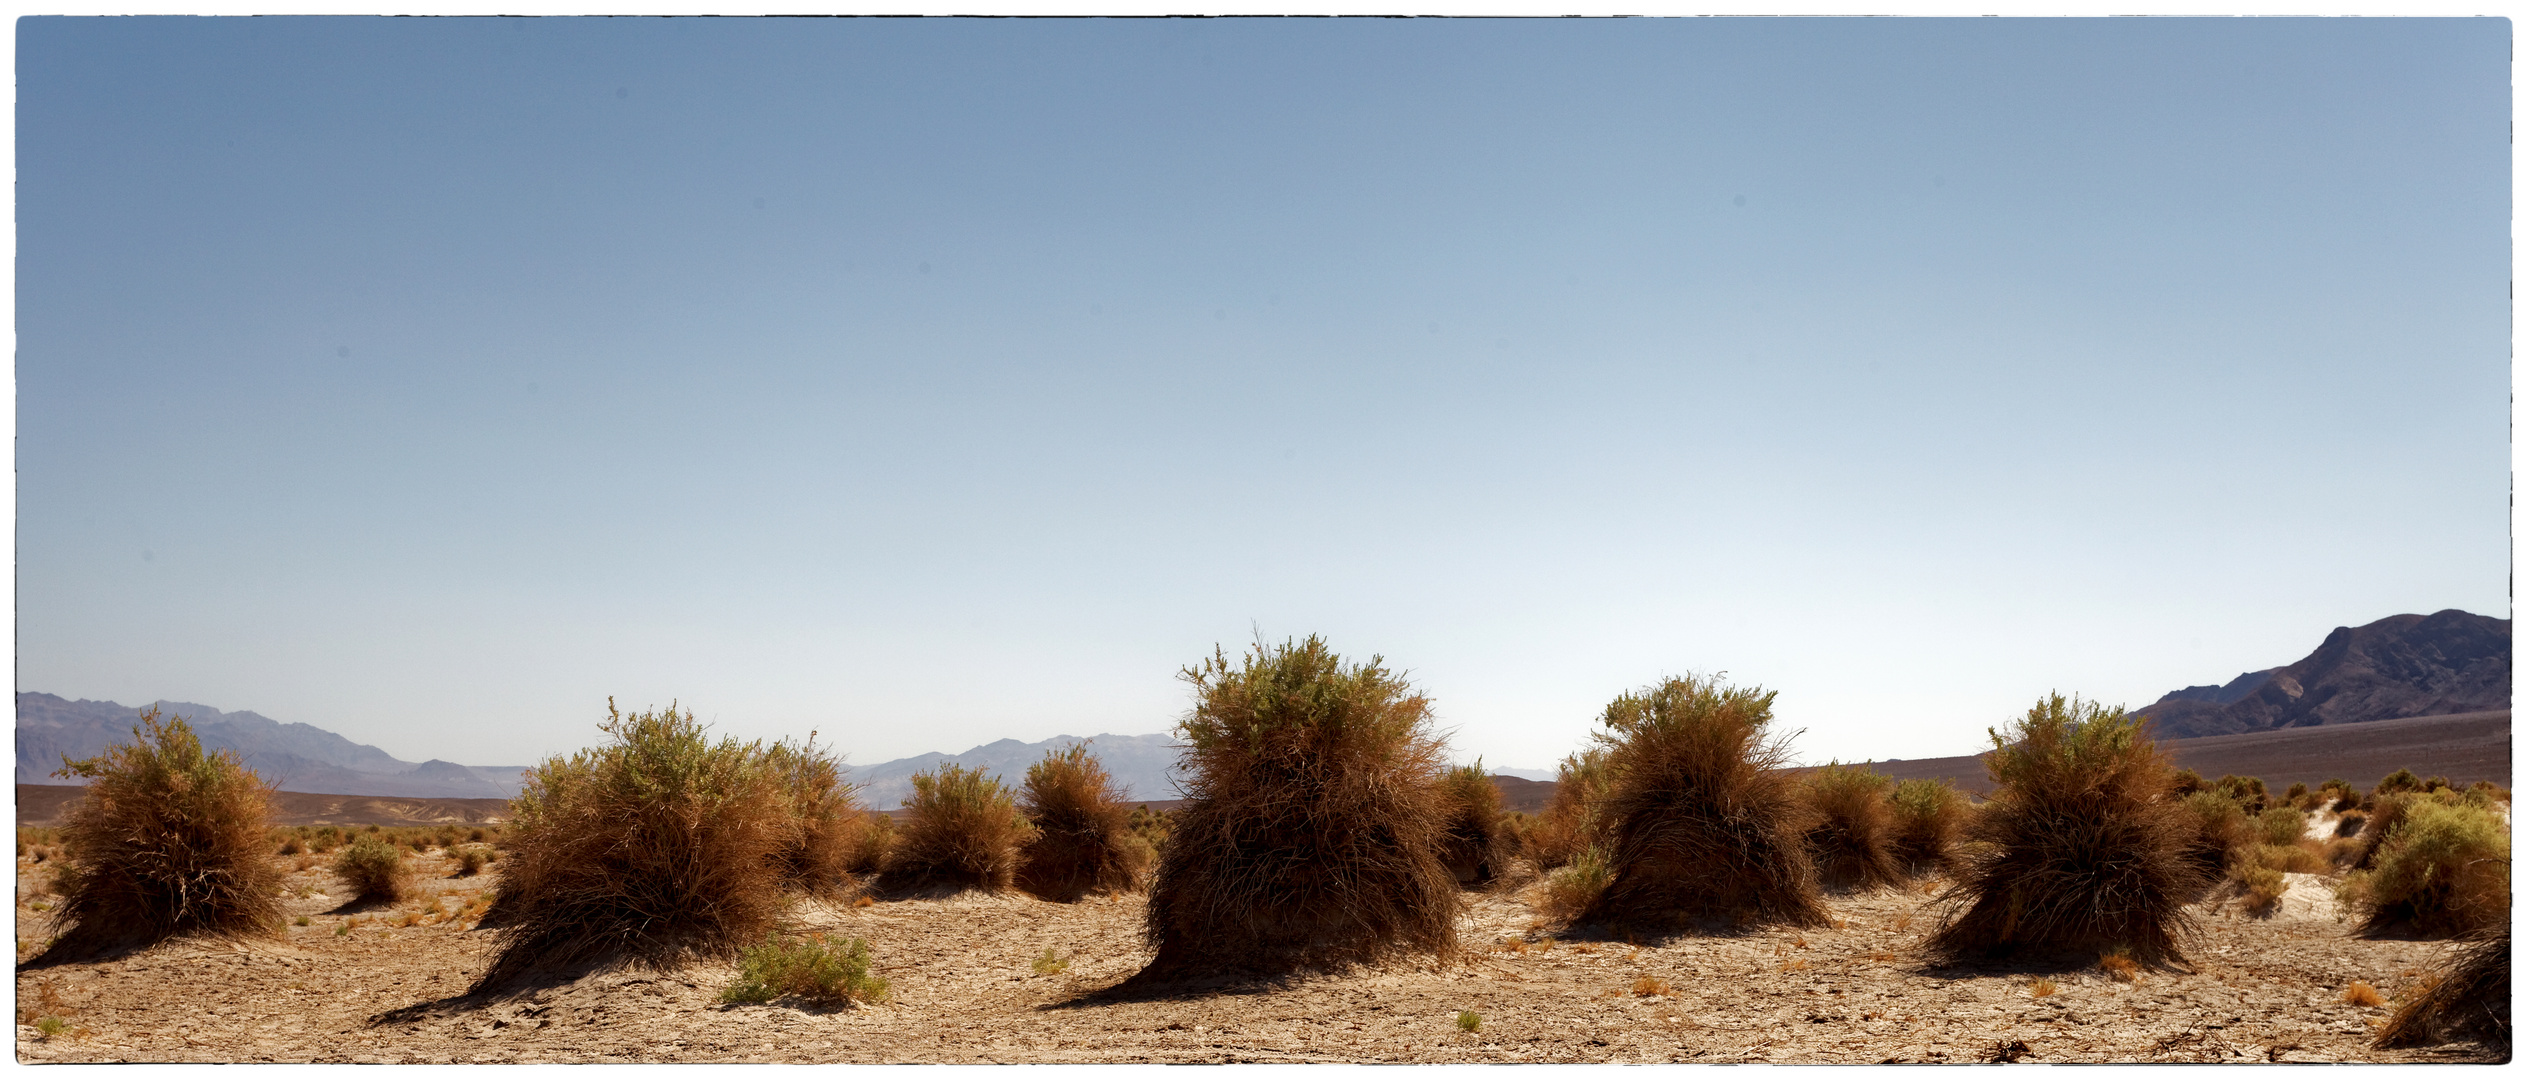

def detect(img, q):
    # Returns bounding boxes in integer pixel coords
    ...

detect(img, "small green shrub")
[2342,797,2510,937]
[34,1015,67,1039]
[2376,769,2423,797]
[334,838,411,905]
[455,846,490,877]
[719,934,890,1007]
[1031,947,1070,975]
[1456,1010,1482,1032]
[888,763,1033,893]
[1888,778,1967,876]
[2256,806,2306,847]
[1538,846,1613,923]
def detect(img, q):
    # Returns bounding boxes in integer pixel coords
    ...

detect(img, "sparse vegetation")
[1800,763,1902,892]
[334,837,411,905]
[888,763,1033,893]
[1632,975,1673,997]
[473,700,792,992]
[1572,674,1828,931]
[2029,978,2057,999]
[37,707,286,956]
[1031,947,1071,975]
[1456,1010,1481,1032]
[1538,847,1614,923]
[719,934,891,1007]
[1138,635,1460,979]
[1926,694,2203,966]
[2255,805,2306,847]
[1015,743,1149,902]
[2342,981,2384,1007]
[455,845,490,877]
[2339,796,2510,937]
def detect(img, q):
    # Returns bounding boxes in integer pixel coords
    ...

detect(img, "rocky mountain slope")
[2133,609,2510,739]
[15,693,529,799]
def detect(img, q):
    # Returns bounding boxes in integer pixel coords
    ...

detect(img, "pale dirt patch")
[14,852,2495,1063]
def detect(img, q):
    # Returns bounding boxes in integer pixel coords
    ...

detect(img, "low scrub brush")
[455,846,491,877]
[1572,674,1827,931]
[1015,743,1148,902]
[1888,778,1967,877]
[1925,695,2203,967]
[473,700,790,992]
[847,812,895,877]
[2340,796,2509,938]
[1436,762,1512,888]
[719,934,890,1007]
[2375,928,2511,1053]
[1537,847,1614,923]
[888,763,1033,893]
[2175,791,2255,896]
[334,838,411,904]
[2255,806,2306,847]
[1800,763,1902,891]
[1522,749,1612,871]
[38,707,285,956]
[765,735,868,899]
[1138,636,1460,979]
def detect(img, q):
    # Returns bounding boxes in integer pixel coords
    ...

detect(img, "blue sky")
[15,16,2510,772]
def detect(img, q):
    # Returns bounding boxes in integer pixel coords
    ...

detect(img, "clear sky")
[15,16,2511,773]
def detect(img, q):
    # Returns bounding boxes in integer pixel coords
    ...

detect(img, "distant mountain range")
[15,693,531,799]
[845,733,1188,811]
[2135,609,2510,739]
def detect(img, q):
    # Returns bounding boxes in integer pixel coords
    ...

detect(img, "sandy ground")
[11,846,2501,1064]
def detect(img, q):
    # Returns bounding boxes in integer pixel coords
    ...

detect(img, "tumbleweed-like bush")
[765,735,867,899]
[1800,763,1903,892]
[1521,748,1612,871]
[1137,635,1459,979]
[1888,778,1968,877]
[886,763,1033,893]
[2340,796,2510,938]
[334,837,411,905]
[2375,927,2512,1054]
[1925,695,2204,967]
[1015,743,1148,902]
[38,707,285,956]
[2176,790,2257,889]
[1573,674,1828,932]
[1437,762,1512,888]
[472,700,790,992]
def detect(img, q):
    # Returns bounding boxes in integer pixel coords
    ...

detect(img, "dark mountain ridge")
[2135,609,2510,739]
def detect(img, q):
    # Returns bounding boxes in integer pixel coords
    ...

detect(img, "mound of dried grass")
[1437,763,1512,888]
[38,708,286,956]
[1574,674,1828,931]
[1801,763,1903,892]
[1925,694,2204,967]
[333,837,411,905]
[473,700,790,992]
[887,763,1033,893]
[2375,928,2511,1054]
[1015,743,1149,902]
[1888,778,1967,877]
[1138,636,1460,979]
[764,736,867,899]
[1521,749,1611,871]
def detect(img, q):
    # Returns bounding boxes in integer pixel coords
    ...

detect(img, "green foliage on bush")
[335,837,411,904]
[720,934,890,1007]
[2342,796,2510,937]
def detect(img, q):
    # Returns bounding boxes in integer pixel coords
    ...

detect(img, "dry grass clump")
[1800,763,1903,892]
[2375,928,2511,1053]
[765,736,868,899]
[1137,636,1460,979]
[887,763,1033,893]
[2342,981,2385,1007]
[1888,779,1967,877]
[1436,763,1512,888]
[334,837,411,904]
[1925,694,2203,967]
[1522,749,1612,871]
[1015,743,1149,902]
[1573,674,1828,932]
[472,700,791,992]
[2339,796,2510,938]
[1538,847,1615,923]
[847,812,894,877]
[37,707,286,956]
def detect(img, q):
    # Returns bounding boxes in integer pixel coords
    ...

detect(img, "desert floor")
[12,844,2501,1064]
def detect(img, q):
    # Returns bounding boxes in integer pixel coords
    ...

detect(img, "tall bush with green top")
[888,763,1034,892]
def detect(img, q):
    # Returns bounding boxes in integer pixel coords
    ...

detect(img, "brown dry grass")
[1015,743,1149,902]
[1522,749,1611,871]
[765,736,868,900]
[35,707,285,959]
[1925,694,2204,968]
[1575,674,1828,932]
[1887,778,1966,877]
[2375,928,2510,1054]
[333,837,411,905]
[1138,635,1460,979]
[1436,763,1511,888]
[473,700,791,992]
[2341,981,2384,1008]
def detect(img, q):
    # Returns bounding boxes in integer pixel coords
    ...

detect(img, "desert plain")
[12,819,2497,1065]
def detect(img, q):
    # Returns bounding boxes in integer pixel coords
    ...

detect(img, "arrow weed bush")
[720,933,890,1008]
[1437,762,1513,888]
[1015,743,1149,902]
[1888,778,1967,877]
[37,707,285,957]
[335,837,411,904]
[888,763,1033,893]
[1137,635,1460,979]
[1800,763,1903,892]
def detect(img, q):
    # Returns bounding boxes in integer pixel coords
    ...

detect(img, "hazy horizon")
[14,17,2510,772]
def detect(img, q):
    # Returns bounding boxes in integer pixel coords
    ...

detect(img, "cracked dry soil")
[12,851,2501,1063]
